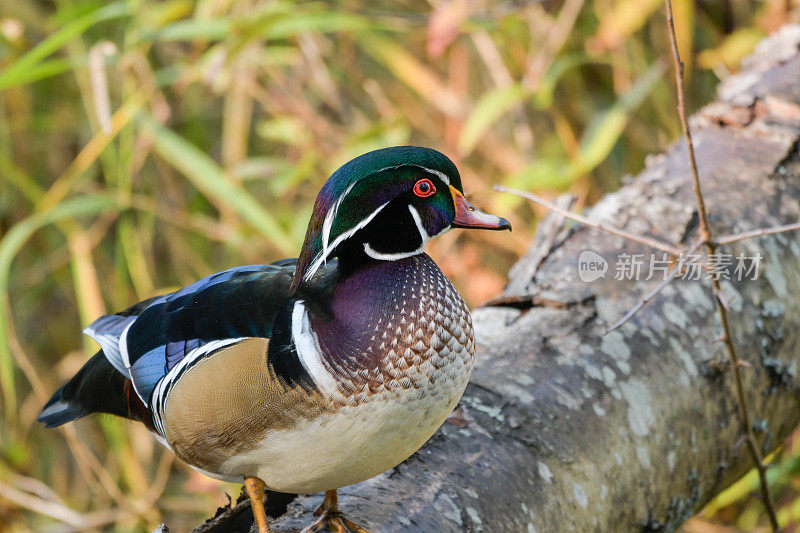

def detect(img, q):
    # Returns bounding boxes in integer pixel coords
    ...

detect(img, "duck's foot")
[244,476,271,533]
[300,490,370,533]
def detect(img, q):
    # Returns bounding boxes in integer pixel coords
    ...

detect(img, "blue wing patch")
[83,261,296,403]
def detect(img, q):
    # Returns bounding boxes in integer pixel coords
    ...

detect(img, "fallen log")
[184,25,800,533]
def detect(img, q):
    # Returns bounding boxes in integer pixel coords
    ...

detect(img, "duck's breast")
[225,254,476,492]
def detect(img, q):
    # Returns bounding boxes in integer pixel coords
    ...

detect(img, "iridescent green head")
[291,146,510,292]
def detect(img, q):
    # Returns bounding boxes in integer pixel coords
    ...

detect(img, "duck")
[38,146,511,533]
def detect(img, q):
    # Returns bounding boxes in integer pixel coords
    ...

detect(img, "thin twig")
[495,185,684,256]
[715,222,800,246]
[139,450,175,510]
[664,1,779,529]
[603,239,704,335]
[88,41,117,135]
[522,0,587,90]
[6,309,133,514]
[0,478,124,529]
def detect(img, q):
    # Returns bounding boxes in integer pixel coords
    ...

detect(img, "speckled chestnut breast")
[312,253,475,406]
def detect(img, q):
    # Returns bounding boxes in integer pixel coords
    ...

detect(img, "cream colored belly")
[218,373,469,493]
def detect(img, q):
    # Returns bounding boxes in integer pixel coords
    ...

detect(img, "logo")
[576,250,762,282]
[578,250,608,282]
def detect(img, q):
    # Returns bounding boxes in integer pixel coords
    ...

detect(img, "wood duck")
[38,146,510,533]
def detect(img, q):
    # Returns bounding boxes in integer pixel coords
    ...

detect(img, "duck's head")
[291,146,510,292]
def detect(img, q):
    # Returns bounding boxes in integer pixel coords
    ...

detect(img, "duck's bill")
[450,186,512,231]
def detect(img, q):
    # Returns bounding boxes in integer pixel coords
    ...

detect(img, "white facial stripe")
[320,203,336,266]
[363,243,424,261]
[373,164,450,185]
[304,200,390,282]
[363,204,430,261]
[408,204,430,245]
[321,181,358,265]
[305,163,450,280]
[418,166,450,185]
[291,301,337,394]
[433,225,452,237]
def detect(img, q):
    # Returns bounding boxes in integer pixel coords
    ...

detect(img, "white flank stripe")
[291,301,337,395]
[152,432,173,452]
[151,337,244,436]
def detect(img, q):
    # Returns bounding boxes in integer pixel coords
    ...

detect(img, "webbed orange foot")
[300,490,370,533]
[244,476,271,533]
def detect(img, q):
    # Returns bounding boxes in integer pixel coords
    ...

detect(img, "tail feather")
[38,351,134,428]
[38,396,85,428]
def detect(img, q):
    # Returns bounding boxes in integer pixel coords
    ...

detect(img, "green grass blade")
[459,84,531,155]
[142,116,295,255]
[0,58,76,89]
[148,17,232,41]
[264,11,370,38]
[358,32,463,117]
[0,2,131,91]
[148,9,368,42]
[576,62,665,173]
[504,63,664,194]
[534,53,600,109]
[0,195,118,420]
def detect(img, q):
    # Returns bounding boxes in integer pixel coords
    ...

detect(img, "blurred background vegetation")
[1,0,799,531]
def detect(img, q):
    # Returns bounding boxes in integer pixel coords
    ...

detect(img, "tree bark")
[186,25,800,533]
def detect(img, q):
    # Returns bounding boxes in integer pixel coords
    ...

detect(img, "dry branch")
[664,2,779,526]
[494,186,685,256]
[177,26,800,533]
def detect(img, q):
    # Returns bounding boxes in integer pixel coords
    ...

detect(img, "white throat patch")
[363,204,431,261]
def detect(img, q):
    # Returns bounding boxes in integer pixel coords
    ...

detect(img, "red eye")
[413,178,436,197]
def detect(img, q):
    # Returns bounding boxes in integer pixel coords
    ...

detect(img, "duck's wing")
[83,260,296,406]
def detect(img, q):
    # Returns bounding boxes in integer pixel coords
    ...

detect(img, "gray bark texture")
[187,26,800,533]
